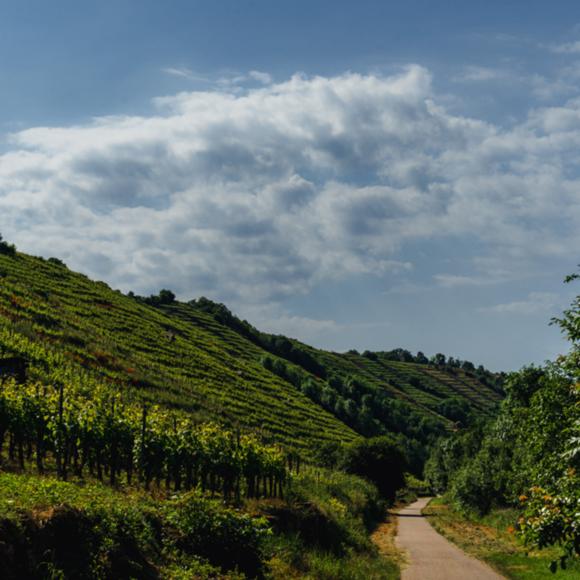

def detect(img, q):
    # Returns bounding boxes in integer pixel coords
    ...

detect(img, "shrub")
[342,436,407,503]
[143,289,176,306]
[0,234,16,257]
[47,257,67,267]
[450,461,496,515]
[164,492,270,578]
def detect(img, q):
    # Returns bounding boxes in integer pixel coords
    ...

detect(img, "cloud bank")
[1,65,579,307]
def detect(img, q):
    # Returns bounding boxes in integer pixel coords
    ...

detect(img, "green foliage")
[188,297,503,442]
[425,498,580,580]
[435,397,472,425]
[184,295,502,476]
[164,491,271,577]
[427,366,575,516]
[0,378,288,499]
[265,467,397,578]
[0,248,501,500]
[0,234,16,257]
[426,270,580,571]
[0,472,270,579]
[0,252,356,455]
[190,297,327,377]
[47,257,66,267]
[0,249,487,577]
[342,436,407,503]
[405,473,430,496]
[518,472,580,572]
[137,288,177,306]
[0,468,396,579]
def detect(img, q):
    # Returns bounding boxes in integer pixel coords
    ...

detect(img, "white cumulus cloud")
[0,65,580,309]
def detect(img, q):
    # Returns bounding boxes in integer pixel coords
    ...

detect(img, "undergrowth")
[0,468,401,579]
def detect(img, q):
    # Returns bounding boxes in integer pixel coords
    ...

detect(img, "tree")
[516,272,580,567]
[384,348,414,362]
[435,397,471,425]
[429,270,580,569]
[47,257,66,267]
[0,234,16,256]
[461,360,475,372]
[342,436,407,502]
[143,289,176,305]
[158,289,176,304]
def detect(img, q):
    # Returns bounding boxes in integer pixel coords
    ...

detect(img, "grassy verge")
[371,510,404,572]
[0,472,268,579]
[0,468,401,579]
[424,497,580,579]
[260,468,400,579]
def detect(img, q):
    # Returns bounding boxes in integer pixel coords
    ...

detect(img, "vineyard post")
[235,428,241,502]
[109,398,116,486]
[140,404,148,489]
[35,384,44,473]
[56,383,64,479]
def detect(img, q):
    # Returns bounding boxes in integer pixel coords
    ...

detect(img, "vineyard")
[0,249,501,461]
[0,379,287,499]
[2,246,559,579]
[0,251,356,455]
[164,300,503,437]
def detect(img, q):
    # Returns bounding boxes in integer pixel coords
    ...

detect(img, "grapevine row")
[0,379,288,499]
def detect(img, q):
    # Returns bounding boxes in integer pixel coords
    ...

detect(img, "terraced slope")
[168,301,504,440]
[0,252,356,453]
[0,250,503,460]
[340,355,503,419]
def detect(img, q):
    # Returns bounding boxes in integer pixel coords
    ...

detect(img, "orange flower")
[519,495,528,502]
[507,525,515,534]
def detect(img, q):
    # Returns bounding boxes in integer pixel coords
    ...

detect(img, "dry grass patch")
[371,509,405,568]
[424,498,580,580]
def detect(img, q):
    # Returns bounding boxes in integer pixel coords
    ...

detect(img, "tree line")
[425,272,580,570]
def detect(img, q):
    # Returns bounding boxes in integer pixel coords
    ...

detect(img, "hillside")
[0,251,354,454]
[0,249,502,458]
[158,299,503,471]
[0,246,510,578]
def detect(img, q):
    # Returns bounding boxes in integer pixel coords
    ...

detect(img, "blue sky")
[2,0,580,370]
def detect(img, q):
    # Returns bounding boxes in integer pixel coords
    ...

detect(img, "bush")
[164,492,270,578]
[0,474,271,578]
[519,473,580,571]
[342,436,407,503]
[142,289,176,306]
[47,257,67,267]
[313,441,346,469]
[435,397,471,425]
[450,461,496,515]
[0,235,16,257]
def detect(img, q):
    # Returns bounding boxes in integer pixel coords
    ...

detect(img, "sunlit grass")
[424,497,580,580]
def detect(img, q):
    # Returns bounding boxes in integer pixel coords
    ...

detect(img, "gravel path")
[395,498,504,580]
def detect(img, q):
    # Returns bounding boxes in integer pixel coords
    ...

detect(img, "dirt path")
[395,498,504,580]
